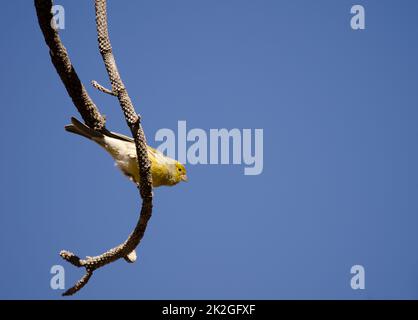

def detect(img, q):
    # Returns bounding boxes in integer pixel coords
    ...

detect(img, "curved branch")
[94,0,153,198]
[34,0,106,131]
[35,0,154,296]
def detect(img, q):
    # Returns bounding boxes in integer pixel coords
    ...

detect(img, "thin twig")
[92,80,116,96]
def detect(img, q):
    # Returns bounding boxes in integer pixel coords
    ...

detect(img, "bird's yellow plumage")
[65,117,188,187]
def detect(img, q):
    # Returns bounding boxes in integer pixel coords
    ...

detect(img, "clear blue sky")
[1,0,418,299]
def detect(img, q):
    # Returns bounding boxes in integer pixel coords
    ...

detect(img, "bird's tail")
[65,117,104,141]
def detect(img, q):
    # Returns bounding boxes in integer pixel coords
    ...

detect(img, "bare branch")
[35,0,154,296]
[95,0,153,199]
[64,270,94,296]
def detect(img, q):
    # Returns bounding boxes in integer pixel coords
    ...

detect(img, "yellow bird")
[65,117,188,187]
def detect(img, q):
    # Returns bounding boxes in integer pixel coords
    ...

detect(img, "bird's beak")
[181,174,188,182]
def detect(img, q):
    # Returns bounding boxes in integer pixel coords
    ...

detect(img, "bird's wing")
[147,145,160,156]
[105,131,173,167]
[147,146,170,163]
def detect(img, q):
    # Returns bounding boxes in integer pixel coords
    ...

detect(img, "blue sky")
[1,0,418,299]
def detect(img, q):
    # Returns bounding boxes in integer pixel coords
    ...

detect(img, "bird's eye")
[178,168,182,172]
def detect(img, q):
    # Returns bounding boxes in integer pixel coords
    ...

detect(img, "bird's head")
[173,162,188,184]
